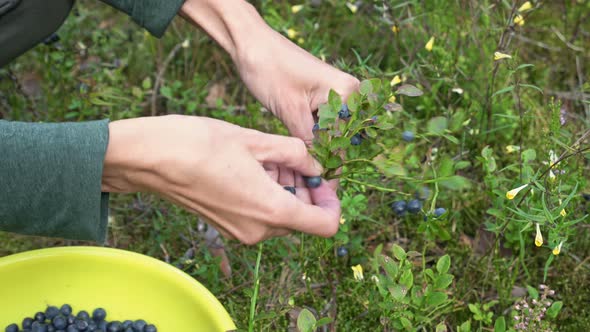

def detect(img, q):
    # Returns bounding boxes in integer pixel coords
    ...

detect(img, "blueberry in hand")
[144,325,157,332]
[312,123,320,132]
[391,200,407,216]
[434,207,446,217]
[336,246,348,257]
[52,316,67,330]
[303,176,322,188]
[283,186,296,195]
[91,308,106,322]
[5,324,18,332]
[338,104,351,119]
[46,306,60,320]
[407,199,422,214]
[60,305,72,317]
[402,131,415,142]
[350,133,363,146]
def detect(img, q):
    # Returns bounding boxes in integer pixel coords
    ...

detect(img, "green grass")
[1,0,590,331]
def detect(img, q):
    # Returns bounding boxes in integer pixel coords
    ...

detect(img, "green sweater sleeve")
[100,0,186,38]
[0,120,110,242]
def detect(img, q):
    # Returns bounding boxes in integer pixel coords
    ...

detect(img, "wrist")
[181,0,268,61]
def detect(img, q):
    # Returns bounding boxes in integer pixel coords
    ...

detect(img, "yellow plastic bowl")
[0,246,236,331]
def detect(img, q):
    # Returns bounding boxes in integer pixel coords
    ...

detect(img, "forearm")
[179,0,269,60]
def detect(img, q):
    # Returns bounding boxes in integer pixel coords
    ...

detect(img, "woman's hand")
[101,115,341,245]
[181,0,359,143]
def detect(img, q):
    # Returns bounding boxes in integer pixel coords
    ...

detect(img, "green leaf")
[492,85,514,98]
[526,285,539,299]
[389,284,408,300]
[546,301,563,319]
[427,116,448,135]
[315,317,333,327]
[458,320,471,332]
[374,160,407,176]
[494,317,506,332]
[468,304,480,315]
[522,148,536,162]
[425,291,448,307]
[326,155,343,169]
[439,175,472,191]
[142,77,152,90]
[318,103,337,129]
[454,161,471,170]
[328,89,342,112]
[399,317,412,329]
[396,84,424,97]
[519,83,543,94]
[384,102,403,112]
[436,255,451,274]
[360,80,373,95]
[297,309,317,332]
[347,91,360,111]
[515,63,534,71]
[392,244,407,260]
[434,274,454,289]
[400,269,414,289]
[436,322,448,332]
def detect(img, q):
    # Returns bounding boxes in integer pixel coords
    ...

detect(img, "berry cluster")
[391,188,446,218]
[4,305,157,332]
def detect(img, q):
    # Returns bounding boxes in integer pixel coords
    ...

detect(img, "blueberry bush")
[1,0,590,331]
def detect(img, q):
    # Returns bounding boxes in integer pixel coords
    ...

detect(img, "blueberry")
[46,306,60,320]
[76,311,89,322]
[370,115,378,123]
[338,104,351,119]
[34,312,46,323]
[402,131,415,142]
[434,207,447,217]
[31,322,47,332]
[66,326,78,332]
[336,246,348,257]
[583,193,590,201]
[74,320,88,331]
[23,318,34,329]
[132,320,146,331]
[66,315,75,325]
[106,321,121,332]
[60,305,72,317]
[48,326,56,332]
[312,123,320,132]
[91,309,106,322]
[303,176,322,188]
[391,200,407,216]
[283,186,296,195]
[407,199,422,214]
[97,321,107,331]
[121,321,132,330]
[52,316,67,330]
[350,134,362,146]
[144,325,157,332]
[5,324,18,332]
[123,329,133,332]
[87,321,97,331]
[414,187,430,201]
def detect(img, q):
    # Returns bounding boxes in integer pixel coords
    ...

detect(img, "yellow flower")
[391,25,400,34]
[505,145,520,154]
[291,4,304,14]
[389,95,396,103]
[346,2,358,14]
[339,216,346,225]
[549,169,556,182]
[287,28,298,39]
[494,52,512,61]
[351,264,364,281]
[535,223,543,247]
[506,184,528,200]
[297,37,305,45]
[181,39,190,49]
[559,199,566,217]
[425,36,435,51]
[390,75,402,87]
[553,241,563,255]
[514,14,525,26]
[518,1,533,12]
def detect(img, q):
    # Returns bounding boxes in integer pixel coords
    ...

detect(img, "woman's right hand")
[101,115,341,245]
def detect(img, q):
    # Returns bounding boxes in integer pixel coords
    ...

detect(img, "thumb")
[285,107,316,145]
[249,133,323,177]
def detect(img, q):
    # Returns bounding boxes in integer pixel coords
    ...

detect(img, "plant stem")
[248,243,263,332]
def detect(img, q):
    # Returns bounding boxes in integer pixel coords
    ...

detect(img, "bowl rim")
[0,246,236,330]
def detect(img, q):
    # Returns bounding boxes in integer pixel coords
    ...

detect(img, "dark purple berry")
[5,324,18,332]
[402,131,415,142]
[23,318,34,329]
[74,320,88,331]
[336,246,348,257]
[434,207,447,217]
[407,199,422,214]
[350,134,362,146]
[303,176,322,188]
[283,186,296,195]
[34,312,46,323]
[52,316,68,330]
[60,305,72,317]
[91,308,106,322]
[338,104,351,119]
[46,306,60,320]
[391,200,407,216]
[132,320,146,331]
[144,325,157,332]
